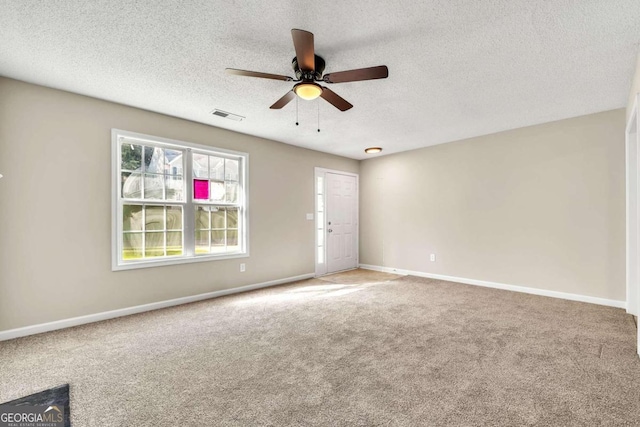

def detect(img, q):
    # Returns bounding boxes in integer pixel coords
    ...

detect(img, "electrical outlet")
[240,263,246,272]
[430,254,436,262]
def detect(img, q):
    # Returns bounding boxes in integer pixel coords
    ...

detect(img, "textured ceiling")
[1,1,639,159]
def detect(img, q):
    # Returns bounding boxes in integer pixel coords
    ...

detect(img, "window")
[316,175,325,265]
[112,129,248,270]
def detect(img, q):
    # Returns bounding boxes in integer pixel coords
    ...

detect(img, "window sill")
[112,251,249,271]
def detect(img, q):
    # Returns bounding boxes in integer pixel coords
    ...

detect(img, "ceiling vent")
[211,109,244,121]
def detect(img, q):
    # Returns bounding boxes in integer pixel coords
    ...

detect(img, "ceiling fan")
[226,29,389,112]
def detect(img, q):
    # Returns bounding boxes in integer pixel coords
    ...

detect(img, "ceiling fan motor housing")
[292,55,325,81]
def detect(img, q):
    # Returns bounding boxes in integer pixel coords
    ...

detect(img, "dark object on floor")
[1,384,70,427]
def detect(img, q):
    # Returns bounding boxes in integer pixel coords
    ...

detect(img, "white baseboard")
[0,273,315,342]
[359,264,626,309]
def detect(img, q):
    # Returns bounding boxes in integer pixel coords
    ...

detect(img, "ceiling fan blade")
[323,65,389,83]
[291,29,315,72]
[270,91,296,109]
[226,68,293,81]
[320,87,353,111]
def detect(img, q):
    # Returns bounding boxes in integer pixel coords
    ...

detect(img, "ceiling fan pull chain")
[317,101,320,132]
[296,97,299,126]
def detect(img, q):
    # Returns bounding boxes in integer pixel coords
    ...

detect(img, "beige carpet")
[1,269,639,426]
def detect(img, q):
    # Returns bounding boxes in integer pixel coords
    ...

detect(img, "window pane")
[145,206,165,231]
[195,230,209,254]
[317,229,324,246]
[145,232,165,257]
[121,143,142,171]
[225,182,238,204]
[225,158,239,181]
[193,153,208,178]
[166,206,182,231]
[227,229,239,251]
[209,156,224,180]
[144,174,164,199]
[318,246,324,264]
[144,147,165,174]
[317,194,324,212]
[317,211,324,229]
[211,230,225,252]
[165,176,183,201]
[210,181,225,202]
[123,232,143,260]
[195,206,209,230]
[227,208,238,229]
[166,232,183,256]
[317,176,323,194]
[123,205,143,231]
[194,179,209,200]
[122,173,142,199]
[211,208,225,229]
[165,149,183,176]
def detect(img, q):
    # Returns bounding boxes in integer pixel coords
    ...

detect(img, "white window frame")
[111,129,249,271]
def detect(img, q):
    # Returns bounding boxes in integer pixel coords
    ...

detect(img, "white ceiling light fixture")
[364,147,382,154]
[293,82,322,101]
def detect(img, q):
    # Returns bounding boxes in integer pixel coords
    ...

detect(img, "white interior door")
[326,172,358,273]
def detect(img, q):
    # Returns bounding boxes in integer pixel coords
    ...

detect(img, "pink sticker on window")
[194,179,209,199]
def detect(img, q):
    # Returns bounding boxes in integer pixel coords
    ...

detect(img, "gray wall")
[360,109,626,301]
[0,77,359,331]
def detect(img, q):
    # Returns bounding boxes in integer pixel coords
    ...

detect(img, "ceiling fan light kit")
[226,29,388,112]
[294,82,322,100]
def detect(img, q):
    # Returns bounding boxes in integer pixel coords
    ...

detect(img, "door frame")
[626,93,640,356]
[314,167,359,277]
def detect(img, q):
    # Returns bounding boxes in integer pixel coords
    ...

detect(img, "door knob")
[328,229,333,233]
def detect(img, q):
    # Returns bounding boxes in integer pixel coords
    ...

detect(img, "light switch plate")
[306,213,314,220]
